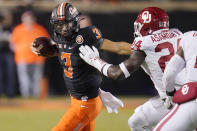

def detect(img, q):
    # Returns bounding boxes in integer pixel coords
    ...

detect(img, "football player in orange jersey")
[31,2,130,131]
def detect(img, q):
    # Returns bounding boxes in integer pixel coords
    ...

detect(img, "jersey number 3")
[61,52,73,78]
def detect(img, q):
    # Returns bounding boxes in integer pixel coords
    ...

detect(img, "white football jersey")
[131,29,186,99]
[180,31,197,82]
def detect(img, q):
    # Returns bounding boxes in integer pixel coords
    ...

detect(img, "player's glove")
[164,89,176,109]
[99,88,124,114]
[79,45,107,72]
[164,96,175,109]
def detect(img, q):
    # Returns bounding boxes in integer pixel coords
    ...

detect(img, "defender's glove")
[99,88,124,114]
[79,45,107,72]
[164,96,175,109]
[164,89,176,109]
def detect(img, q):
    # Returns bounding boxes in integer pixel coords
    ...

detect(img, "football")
[32,37,58,57]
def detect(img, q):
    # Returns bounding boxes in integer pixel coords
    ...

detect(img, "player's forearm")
[115,41,131,55]
[106,64,129,80]
[163,54,185,93]
[98,58,137,80]
[101,39,131,55]
[79,45,138,80]
[82,55,130,80]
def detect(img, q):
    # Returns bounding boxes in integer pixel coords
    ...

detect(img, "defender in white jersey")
[79,7,186,130]
[154,31,197,131]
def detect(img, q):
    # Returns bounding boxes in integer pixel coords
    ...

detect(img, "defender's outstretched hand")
[79,45,107,72]
[79,45,99,66]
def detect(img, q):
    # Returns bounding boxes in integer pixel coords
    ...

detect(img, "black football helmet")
[50,2,80,38]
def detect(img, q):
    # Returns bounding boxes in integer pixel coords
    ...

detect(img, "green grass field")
[0,109,133,131]
[0,97,149,131]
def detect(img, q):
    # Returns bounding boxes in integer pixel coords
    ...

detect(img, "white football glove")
[79,45,107,72]
[99,88,124,114]
[164,96,175,109]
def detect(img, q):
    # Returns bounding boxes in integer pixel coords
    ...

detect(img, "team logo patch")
[142,11,151,23]
[76,35,84,44]
[181,84,189,95]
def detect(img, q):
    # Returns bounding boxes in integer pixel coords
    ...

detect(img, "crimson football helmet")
[50,2,80,38]
[134,7,169,37]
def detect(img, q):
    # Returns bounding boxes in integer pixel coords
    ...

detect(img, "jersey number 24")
[155,39,181,72]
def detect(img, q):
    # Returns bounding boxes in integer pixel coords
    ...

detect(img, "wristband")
[102,64,112,77]
[93,57,108,72]
[119,62,130,78]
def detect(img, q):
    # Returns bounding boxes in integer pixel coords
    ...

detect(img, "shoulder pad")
[131,36,151,51]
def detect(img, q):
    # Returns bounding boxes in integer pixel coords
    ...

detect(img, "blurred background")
[1,0,197,98]
[0,0,197,130]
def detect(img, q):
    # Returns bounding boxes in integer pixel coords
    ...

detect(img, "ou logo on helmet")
[181,84,189,95]
[142,11,151,23]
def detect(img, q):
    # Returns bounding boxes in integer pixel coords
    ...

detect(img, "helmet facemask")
[52,17,79,38]
[50,2,80,39]
[134,21,143,37]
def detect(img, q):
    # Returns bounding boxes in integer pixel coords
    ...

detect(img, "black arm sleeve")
[81,26,104,49]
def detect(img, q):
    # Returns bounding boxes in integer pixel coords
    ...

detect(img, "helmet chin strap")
[148,29,153,35]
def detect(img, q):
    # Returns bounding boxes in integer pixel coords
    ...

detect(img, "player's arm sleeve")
[100,39,131,55]
[163,53,185,93]
[83,26,104,49]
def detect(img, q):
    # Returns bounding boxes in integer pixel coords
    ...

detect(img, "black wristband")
[166,89,176,96]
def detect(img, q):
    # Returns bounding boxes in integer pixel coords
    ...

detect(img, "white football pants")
[128,96,169,131]
[154,99,197,131]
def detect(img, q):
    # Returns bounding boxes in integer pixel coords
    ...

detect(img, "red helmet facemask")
[134,7,169,37]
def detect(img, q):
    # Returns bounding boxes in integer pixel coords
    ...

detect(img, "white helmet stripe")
[59,3,64,18]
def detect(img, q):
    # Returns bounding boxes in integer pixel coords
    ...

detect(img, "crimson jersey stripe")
[154,104,180,131]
